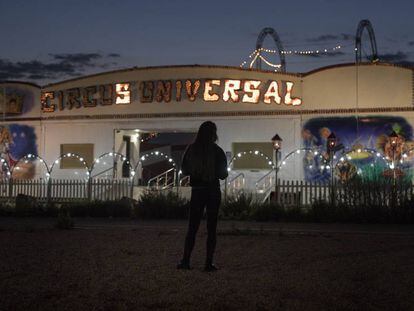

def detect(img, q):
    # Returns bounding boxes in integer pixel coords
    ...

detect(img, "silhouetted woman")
[177,121,228,272]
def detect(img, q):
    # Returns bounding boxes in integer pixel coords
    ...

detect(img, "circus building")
[0,61,412,189]
[1,23,414,197]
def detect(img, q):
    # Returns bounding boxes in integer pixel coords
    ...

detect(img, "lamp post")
[271,134,282,203]
[389,130,398,185]
[327,132,337,206]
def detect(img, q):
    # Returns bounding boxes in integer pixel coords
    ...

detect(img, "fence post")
[47,178,52,204]
[8,177,13,202]
[87,178,92,202]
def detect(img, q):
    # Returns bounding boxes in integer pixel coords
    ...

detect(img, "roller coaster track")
[256,27,286,72]
[355,19,379,64]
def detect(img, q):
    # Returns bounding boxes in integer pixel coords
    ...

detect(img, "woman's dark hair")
[194,121,218,146]
[187,121,218,182]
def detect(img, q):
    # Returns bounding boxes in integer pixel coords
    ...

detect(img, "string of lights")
[240,44,345,70]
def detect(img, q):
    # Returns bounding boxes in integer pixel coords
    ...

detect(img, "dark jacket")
[181,143,228,187]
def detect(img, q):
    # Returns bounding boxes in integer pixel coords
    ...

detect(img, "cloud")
[107,53,121,58]
[307,33,355,43]
[49,53,102,66]
[0,52,121,81]
[408,41,414,46]
[378,51,414,66]
[379,51,407,62]
[297,51,345,58]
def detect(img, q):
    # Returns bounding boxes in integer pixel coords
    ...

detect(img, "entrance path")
[1,217,414,310]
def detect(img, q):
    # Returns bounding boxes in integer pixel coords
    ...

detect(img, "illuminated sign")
[41,79,301,112]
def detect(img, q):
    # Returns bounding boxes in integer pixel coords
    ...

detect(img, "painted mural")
[0,124,38,179]
[302,116,414,183]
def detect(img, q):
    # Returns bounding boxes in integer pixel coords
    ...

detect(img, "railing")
[91,167,114,178]
[147,168,176,190]
[255,169,275,201]
[226,173,245,195]
[179,175,190,186]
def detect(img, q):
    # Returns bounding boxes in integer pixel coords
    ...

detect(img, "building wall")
[2,63,414,184]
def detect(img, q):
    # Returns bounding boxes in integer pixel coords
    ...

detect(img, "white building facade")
[1,63,413,188]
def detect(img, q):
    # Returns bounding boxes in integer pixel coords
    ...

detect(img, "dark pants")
[182,186,221,265]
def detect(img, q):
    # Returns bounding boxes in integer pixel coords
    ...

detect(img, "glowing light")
[237,153,242,157]
[284,81,302,106]
[242,80,261,104]
[203,80,220,101]
[263,81,281,104]
[223,80,241,102]
[115,83,131,104]
[254,150,259,155]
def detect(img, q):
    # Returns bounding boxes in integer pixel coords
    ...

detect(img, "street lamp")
[389,130,399,182]
[271,134,282,202]
[327,132,337,206]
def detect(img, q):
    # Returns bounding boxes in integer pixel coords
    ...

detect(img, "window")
[60,144,94,169]
[232,142,273,170]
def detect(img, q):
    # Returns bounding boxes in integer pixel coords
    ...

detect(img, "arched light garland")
[91,152,134,179]
[0,155,11,178]
[228,150,274,172]
[140,132,158,143]
[333,148,390,174]
[398,148,414,165]
[278,147,322,171]
[139,151,176,167]
[50,152,90,179]
[11,153,51,178]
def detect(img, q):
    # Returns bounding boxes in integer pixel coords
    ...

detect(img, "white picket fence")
[0,178,132,202]
[266,179,414,207]
[1,178,413,207]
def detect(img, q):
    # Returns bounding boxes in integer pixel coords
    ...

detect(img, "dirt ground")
[1,219,414,311]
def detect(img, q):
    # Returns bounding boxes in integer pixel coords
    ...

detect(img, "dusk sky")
[1,0,413,85]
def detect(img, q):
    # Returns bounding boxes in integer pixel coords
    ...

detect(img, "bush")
[0,202,15,216]
[55,209,74,229]
[133,190,189,219]
[221,192,255,220]
[67,198,133,217]
[249,202,282,221]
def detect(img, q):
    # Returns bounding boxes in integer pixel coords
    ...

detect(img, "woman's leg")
[182,188,206,263]
[205,188,221,266]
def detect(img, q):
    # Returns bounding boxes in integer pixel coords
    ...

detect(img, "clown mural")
[302,116,414,183]
[0,125,38,179]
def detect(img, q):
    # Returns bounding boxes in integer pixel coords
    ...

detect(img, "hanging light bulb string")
[240,43,346,69]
